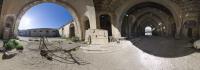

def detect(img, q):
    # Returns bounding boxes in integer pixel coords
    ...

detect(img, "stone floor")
[0,36,200,70]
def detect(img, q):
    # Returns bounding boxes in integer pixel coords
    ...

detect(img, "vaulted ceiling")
[93,0,125,12]
[93,0,200,13]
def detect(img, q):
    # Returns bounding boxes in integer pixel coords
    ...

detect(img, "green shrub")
[4,39,23,50]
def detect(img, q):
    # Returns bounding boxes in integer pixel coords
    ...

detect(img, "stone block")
[85,29,108,45]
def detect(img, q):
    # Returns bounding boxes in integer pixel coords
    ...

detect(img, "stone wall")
[58,22,73,38]
[19,28,59,37]
[94,0,200,39]
[0,0,200,40]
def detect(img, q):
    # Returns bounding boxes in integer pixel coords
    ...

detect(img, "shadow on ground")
[130,36,198,58]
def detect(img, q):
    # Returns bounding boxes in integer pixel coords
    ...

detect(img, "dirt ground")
[0,36,200,70]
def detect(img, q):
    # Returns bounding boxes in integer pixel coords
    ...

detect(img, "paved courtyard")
[0,36,200,70]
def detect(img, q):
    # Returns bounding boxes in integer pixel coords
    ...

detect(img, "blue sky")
[18,3,73,30]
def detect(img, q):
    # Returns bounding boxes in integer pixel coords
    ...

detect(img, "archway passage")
[121,2,194,57]
[100,15,112,36]
[121,2,176,39]
[145,26,153,36]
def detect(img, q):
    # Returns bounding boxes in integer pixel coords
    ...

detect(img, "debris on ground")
[38,36,88,65]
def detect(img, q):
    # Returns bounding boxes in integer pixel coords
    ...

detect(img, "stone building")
[0,0,199,41]
[58,20,75,38]
[18,28,59,37]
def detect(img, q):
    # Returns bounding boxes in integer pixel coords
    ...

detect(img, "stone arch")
[121,5,175,38]
[117,0,182,38]
[96,12,116,37]
[136,16,162,36]
[134,12,173,37]
[131,12,164,31]
[15,0,82,39]
[129,7,171,26]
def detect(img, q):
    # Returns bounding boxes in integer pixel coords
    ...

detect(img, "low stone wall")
[85,29,108,45]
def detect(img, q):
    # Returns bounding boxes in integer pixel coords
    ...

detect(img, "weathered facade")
[18,28,59,37]
[58,21,75,38]
[0,0,200,40]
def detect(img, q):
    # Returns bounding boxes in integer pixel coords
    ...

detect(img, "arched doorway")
[188,28,192,38]
[121,2,176,39]
[145,26,153,36]
[184,20,198,39]
[69,24,75,38]
[85,19,90,30]
[100,14,112,36]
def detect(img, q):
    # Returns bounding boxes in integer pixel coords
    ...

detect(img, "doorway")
[100,15,112,36]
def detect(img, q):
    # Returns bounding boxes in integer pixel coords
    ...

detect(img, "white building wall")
[59,23,71,38]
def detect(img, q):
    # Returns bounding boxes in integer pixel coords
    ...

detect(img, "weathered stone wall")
[59,22,73,38]
[0,0,200,40]
[94,0,200,39]
[19,28,59,37]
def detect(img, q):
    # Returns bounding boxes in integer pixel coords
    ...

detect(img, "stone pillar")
[86,6,97,29]
[3,27,11,40]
